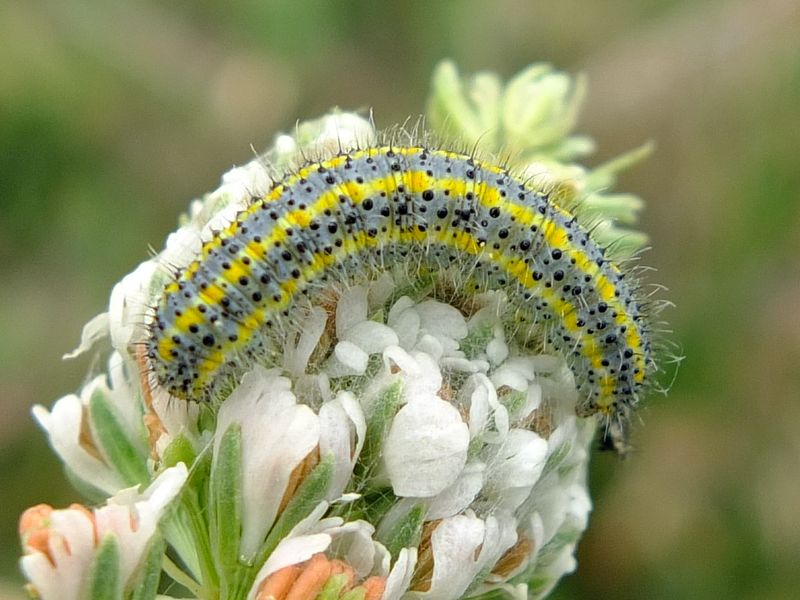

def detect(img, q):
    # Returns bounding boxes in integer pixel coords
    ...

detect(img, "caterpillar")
[146,145,654,431]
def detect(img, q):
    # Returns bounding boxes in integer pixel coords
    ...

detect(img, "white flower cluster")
[22,62,653,600]
[428,60,651,256]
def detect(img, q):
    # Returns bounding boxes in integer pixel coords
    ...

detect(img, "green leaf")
[379,503,426,559]
[86,534,122,600]
[89,389,149,486]
[209,423,243,576]
[128,534,165,600]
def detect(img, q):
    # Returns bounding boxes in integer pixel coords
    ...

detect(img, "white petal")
[461,375,493,437]
[381,547,418,600]
[62,312,109,359]
[106,352,149,446]
[283,306,328,376]
[384,396,469,497]
[426,462,485,520]
[288,502,337,538]
[409,515,486,600]
[336,286,369,339]
[219,158,271,200]
[486,335,509,366]
[382,345,418,376]
[439,356,480,373]
[316,113,376,150]
[98,464,188,584]
[389,307,420,349]
[368,272,396,307]
[215,367,320,559]
[489,365,529,392]
[415,300,468,341]
[486,429,549,511]
[409,513,517,600]
[344,321,400,355]
[387,296,415,328]
[461,374,509,444]
[319,391,367,500]
[108,260,159,354]
[247,534,333,600]
[524,382,543,416]
[334,340,370,374]
[326,520,378,577]
[413,334,443,361]
[32,394,126,495]
[21,509,96,600]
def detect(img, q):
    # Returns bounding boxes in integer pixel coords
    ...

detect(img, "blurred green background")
[1,0,798,598]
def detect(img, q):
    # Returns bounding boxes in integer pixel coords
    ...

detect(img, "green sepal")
[379,503,426,559]
[354,381,404,486]
[86,534,122,600]
[427,60,502,152]
[316,573,350,600]
[89,389,149,487]
[465,589,515,600]
[339,587,367,600]
[160,433,197,470]
[127,533,165,600]
[209,423,243,575]
[259,454,333,562]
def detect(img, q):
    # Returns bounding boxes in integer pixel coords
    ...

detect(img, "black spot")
[202,334,215,347]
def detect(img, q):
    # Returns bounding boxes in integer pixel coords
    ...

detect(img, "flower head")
[21,63,661,600]
[19,465,187,600]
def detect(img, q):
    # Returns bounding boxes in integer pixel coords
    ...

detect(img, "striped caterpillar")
[146,145,655,439]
